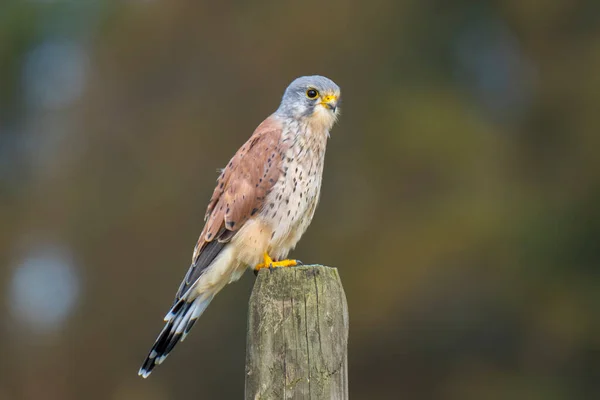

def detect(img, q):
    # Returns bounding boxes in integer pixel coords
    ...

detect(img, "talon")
[253,253,300,273]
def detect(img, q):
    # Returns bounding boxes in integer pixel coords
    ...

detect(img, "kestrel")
[139,75,341,378]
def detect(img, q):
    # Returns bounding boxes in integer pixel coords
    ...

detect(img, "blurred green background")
[1,1,599,399]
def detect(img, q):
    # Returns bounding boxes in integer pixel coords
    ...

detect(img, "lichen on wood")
[245,265,349,400]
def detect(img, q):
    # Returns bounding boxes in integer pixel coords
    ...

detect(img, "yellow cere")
[320,94,338,105]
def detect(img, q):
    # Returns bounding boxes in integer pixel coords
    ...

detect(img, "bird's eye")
[306,89,319,99]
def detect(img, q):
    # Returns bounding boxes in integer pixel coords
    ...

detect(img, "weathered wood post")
[245,265,349,400]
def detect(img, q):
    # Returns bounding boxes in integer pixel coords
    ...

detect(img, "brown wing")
[174,115,286,300]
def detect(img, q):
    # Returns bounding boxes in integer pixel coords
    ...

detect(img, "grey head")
[275,75,341,126]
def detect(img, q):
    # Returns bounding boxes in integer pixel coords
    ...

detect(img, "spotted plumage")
[139,75,341,378]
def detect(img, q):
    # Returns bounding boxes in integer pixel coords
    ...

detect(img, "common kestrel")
[139,75,341,378]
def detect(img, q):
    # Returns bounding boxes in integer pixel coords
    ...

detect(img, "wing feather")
[174,115,286,300]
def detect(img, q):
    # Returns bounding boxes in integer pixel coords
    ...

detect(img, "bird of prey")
[138,76,341,378]
[139,76,340,378]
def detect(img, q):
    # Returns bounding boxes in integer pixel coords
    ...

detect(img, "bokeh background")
[1,1,599,399]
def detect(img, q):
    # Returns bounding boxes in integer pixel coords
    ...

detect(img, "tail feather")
[181,298,210,341]
[164,298,186,321]
[138,296,213,378]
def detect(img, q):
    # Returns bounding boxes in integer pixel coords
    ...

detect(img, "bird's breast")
[259,127,328,256]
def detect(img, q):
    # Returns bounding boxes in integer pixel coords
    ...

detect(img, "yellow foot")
[254,252,301,273]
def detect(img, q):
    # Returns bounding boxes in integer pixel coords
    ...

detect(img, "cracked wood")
[245,265,349,400]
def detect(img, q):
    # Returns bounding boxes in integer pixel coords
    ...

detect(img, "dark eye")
[306,89,319,99]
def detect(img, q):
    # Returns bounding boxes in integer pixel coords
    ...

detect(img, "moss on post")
[245,265,349,400]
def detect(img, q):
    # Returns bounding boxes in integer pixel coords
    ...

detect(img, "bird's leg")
[253,252,275,272]
[254,252,301,273]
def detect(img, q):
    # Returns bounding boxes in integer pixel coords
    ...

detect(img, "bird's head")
[276,75,341,130]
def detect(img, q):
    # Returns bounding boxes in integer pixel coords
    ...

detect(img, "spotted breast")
[260,116,330,261]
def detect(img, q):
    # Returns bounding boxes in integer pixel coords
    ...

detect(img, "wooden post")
[245,265,349,400]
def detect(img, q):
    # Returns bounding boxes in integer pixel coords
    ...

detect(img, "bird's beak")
[320,94,338,112]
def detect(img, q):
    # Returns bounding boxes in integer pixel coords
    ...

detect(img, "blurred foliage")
[1,1,599,399]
